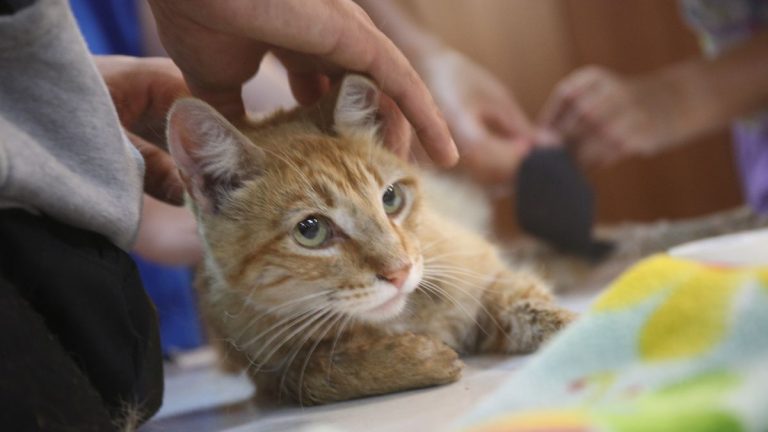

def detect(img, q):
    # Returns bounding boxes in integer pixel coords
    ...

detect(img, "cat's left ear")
[333,74,382,142]
[333,74,411,155]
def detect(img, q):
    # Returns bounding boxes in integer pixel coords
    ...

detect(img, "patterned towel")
[458,255,768,432]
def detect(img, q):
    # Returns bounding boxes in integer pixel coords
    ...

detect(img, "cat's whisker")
[423,251,488,264]
[327,314,353,379]
[423,266,518,292]
[422,271,516,297]
[423,263,527,285]
[418,236,454,254]
[247,305,334,372]
[422,274,509,341]
[422,264,497,280]
[297,312,345,406]
[232,290,333,342]
[423,269,493,288]
[419,279,490,337]
[239,302,331,356]
[237,302,325,351]
[275,310,339,401]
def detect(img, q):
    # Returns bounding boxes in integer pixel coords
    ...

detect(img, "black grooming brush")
[515,146,613,261]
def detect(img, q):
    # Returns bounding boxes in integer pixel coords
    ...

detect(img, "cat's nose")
[377,263,412,290]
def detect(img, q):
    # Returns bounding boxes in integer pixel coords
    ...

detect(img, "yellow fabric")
[592,256,695,311]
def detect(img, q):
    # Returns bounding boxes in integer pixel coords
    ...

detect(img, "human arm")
[147,0,457,166]
[133,195,203,266]
[537,31,768,165]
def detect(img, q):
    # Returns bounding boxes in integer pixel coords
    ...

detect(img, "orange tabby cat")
[167,75,575,405]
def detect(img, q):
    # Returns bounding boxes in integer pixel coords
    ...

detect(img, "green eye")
[293,216,331,248]
[382,183,405,215]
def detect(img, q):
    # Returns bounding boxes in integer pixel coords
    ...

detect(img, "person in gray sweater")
[0,0,457,429]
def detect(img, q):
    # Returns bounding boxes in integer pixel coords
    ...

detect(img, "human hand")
[133,195,203,266]
[95,55,189,205]
[415,50,533,183]
[148,0,457,166]
[537,66,689,165]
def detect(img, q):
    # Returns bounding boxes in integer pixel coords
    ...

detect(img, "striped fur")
[168,75,575,405]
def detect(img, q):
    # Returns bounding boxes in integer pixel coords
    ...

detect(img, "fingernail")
[447,138,460,165]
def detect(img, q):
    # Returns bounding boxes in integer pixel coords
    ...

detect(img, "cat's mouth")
[364,291,408,321]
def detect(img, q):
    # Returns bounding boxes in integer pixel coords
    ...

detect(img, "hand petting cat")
[95,55,189,206]
[414,49,534,184]
[147,0,458,167]
[354,0,533,184]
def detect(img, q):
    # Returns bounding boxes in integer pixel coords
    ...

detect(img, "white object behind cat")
[668,228,768,266]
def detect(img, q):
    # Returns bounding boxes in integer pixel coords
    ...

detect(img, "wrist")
[637,61,717,147]
[397,31,447,67]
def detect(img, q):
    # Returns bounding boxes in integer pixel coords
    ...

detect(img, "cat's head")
[167,75,424,323]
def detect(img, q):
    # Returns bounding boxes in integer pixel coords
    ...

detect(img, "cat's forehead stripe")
[232,232,283,283]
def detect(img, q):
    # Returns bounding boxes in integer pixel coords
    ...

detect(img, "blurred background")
[72,0,757,357]
[397,0,743,236]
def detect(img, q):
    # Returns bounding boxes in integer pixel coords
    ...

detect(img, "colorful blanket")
[458,255,768,432]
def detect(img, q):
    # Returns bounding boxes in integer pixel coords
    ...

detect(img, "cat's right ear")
[167,99,263,213]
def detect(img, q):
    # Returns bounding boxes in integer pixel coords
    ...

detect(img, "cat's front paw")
[478,301,577,354]
[382,332,464,385]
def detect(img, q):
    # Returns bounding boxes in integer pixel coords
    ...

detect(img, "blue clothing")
[132,255,204,353]
[69,0,142,56]
[70,0,204,355]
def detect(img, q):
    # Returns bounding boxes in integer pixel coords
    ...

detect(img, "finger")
[275,49,337,105]
[368,48,458,166]
[209,0,457,166]
[98,56,190,128]
[447,108,485,154]
[378,93,412,159]
[479,105,532,141]
[476,88,533,138]
[460,135,531,184]
[186,82,248,120]
[550,79,607,140]
[126,130,185,206]
[575,120,629,166]
[538,67,602,130]
[286,71,331,105]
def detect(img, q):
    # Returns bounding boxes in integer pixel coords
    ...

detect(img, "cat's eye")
[293,216,331,248]
[382,183,405,215]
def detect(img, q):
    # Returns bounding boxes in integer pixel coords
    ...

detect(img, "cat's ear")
[167,98,263,213]
[333,74,382,141]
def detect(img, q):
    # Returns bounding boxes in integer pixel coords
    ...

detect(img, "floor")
[141,292,597,432]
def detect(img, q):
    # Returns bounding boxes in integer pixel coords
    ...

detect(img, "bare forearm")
[353,0,443,60]
[656,31,768,143]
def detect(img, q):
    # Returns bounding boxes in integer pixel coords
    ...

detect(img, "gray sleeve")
[0,0,145,250]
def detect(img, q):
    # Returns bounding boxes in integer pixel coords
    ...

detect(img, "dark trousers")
[0,210,163,431]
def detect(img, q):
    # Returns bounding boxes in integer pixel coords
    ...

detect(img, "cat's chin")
[359,291,408,323]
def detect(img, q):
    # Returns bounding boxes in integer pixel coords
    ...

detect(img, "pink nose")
[377,264,412,290]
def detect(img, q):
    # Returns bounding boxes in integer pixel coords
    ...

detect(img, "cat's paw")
[510,300,576,352]
[383,333,464,385]
[478,301,577,354]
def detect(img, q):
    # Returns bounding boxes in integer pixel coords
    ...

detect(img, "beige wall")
[398,0,743,231]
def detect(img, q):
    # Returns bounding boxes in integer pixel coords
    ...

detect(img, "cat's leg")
[255,331,463,405]
[474,269,576,354]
